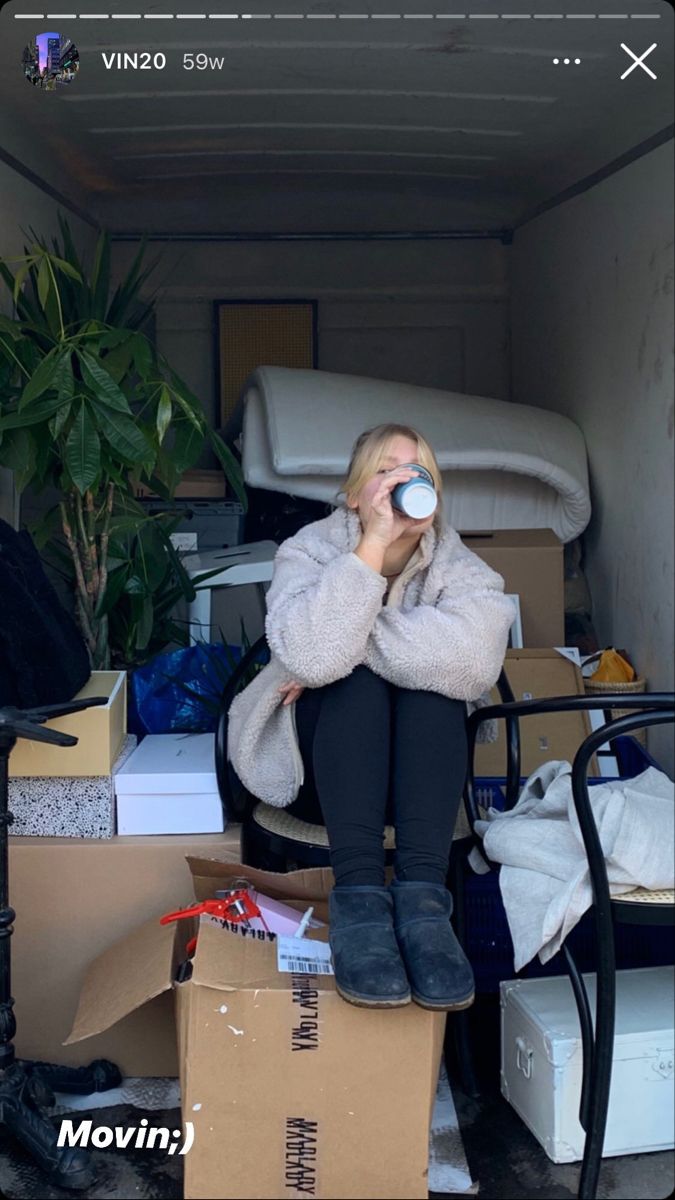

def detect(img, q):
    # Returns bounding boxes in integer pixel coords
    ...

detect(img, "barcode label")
[277,935,334,976]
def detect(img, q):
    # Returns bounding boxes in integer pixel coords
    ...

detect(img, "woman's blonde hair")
[337,423,444,535]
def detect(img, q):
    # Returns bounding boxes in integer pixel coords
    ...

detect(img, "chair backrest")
[464,693,675,866]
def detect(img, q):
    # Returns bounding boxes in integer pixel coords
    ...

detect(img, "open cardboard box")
[10,831,242,1073]
[9,671,127,778]
[66,858,445,1200]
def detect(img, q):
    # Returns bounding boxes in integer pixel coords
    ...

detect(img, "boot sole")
[335,982,411,1009]
[412,991,475,1012]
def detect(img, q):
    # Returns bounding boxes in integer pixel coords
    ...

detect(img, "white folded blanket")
[473,762,674,970]
[234,366,591,542]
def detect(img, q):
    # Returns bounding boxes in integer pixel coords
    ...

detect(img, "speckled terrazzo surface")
[8,736,137,837]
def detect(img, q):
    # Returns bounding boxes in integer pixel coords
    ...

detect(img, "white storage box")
[114,733,224,835]
[500,967,675,1163]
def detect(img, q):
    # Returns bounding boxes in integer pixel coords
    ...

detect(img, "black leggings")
[287,665,468,888]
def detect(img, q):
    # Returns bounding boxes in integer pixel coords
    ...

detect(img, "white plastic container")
[500,966,675,1163]
[114,733,224,835]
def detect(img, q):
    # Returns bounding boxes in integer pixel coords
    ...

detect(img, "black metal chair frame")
[463,691,675,1200]
[0,699,122,1189]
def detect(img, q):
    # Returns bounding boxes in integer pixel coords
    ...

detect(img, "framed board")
[215,299,317,428]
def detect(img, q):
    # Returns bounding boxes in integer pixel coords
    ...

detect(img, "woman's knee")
[318,664,391,727]
[329,664,390,696]
[395,688,467,733]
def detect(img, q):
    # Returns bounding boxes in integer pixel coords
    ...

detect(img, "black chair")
[463,691,675,1200]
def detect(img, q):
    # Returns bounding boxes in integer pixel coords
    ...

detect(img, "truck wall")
[511,141,674,769]
[111,237,511,431]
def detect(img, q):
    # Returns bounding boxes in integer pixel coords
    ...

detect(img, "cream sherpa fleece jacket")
[227,505,514,808]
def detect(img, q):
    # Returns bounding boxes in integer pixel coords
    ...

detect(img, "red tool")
[160,888,270,935]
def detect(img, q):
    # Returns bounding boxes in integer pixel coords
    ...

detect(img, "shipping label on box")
[66,859,445,1200]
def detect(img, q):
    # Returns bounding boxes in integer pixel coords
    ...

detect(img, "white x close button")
[620,43,658,81]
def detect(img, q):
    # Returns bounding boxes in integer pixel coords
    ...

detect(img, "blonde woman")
[227,424,514,1009]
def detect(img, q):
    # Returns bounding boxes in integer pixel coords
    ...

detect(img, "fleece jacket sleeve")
[364,556,515,702]
[265,541,387,687]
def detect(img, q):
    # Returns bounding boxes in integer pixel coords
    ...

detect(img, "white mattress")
[234,367,591,543]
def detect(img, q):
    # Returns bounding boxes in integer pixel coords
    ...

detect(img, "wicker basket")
[584,675,647,745]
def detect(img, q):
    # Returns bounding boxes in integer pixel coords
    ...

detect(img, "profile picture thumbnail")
[22,32,79,90]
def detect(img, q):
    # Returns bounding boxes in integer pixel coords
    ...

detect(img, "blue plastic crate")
[463,736,674,992]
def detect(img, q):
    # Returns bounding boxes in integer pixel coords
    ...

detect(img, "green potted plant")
[0,215,246,669]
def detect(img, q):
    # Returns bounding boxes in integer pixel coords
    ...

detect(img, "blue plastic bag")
[128,642,242,736]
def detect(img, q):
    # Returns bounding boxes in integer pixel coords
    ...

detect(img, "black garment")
[0,519,90,708]
[288,665,468,887]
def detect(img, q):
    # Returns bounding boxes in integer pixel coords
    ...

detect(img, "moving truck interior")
[0,3,673,1196]
[2,5,672,776]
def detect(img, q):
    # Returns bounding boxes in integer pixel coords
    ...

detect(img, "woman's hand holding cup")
[361,467,427,549]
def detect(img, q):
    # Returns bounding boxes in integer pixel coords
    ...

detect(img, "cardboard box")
[9,829,242,1074]
[501,968,675,1162]
[9,735,136,837]
[133,468,226,499]
[115,733,224,835]
[461,529,564,647]
[9,671,127,778]
[67,859,445,1200]
[474,649,596,777]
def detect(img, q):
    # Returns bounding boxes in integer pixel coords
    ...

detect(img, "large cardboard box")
[475,649,597,777]
[500,968,675,1162]
[67,859,446,1200]
[462,529,564,647]
[9,829,241,1074]
[9,671,127,778]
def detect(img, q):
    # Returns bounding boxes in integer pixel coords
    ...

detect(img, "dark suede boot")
[328,886,411,1008]
[390,880,475,1011]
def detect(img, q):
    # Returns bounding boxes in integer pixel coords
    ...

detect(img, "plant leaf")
[12,261,31,304]
[91,402,150,462]
[37,256,50,310]
[95,565,127,617]
[53,348,74,401]
[132,333,154,380]
[48,400,72,439]
[65,401,100,493]
[0,392,65,429]
[78,349,131,412]
[0,314,22,341]
[90,232,111,321]
[209,431,247,511]
[50,256,82,282]
[18,346,60,407]
[0,428,35,490]
[134,595,154,651]
[171,416,203,475]
[156,385,172,444]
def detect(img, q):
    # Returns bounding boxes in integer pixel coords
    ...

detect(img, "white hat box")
[500,966,674,1163]
[114,733,225,835]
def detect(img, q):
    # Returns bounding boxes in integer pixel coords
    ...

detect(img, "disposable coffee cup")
[391,464,437,519]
